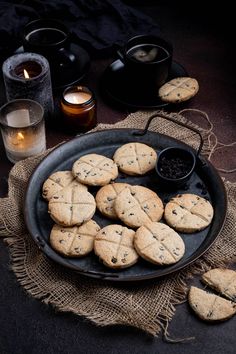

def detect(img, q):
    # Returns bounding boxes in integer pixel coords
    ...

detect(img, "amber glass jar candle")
[61,86,96,132]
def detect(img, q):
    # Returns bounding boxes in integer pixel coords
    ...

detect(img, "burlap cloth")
[0,110,236,336]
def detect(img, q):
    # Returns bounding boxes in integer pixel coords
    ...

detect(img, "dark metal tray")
[24,119,227,283]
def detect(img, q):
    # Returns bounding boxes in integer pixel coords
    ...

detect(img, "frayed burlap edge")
[0,109,236,337]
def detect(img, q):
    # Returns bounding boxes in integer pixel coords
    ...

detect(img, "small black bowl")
[155,147,196,188]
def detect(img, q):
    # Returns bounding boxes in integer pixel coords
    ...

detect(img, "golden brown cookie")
[114,185,164,228]
[48,184,96,226]
[202,268,236,302]
[164,193,214,233]
[94,224,138,269]
[158,77,199,103]
[113,142,157,176]
[42,171,87,201]
[134,222,185,265]
[188,286,236,322]
[50,220,100,257]
[72,153,118,186]
[95,183,130,219]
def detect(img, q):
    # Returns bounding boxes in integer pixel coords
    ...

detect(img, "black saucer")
[100,59,188,109]
[15,43,90,90]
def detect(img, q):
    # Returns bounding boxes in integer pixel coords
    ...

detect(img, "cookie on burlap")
[113,142,157,176]
[134,222,185,265]
[202,269,236,302]
[42,171,87,201]
[72,153,118,186]
[114,185,164,228]
[188,286,236,322]
[50,220,100,257]
[164,193,214,233]
[94,224,138,269]
[48,184,96,226]
[158,77,199,103]
[95,183,130,219]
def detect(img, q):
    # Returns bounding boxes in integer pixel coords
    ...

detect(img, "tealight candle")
[0,99,46,163]
[60,86,96,132]
[2,53,54,119]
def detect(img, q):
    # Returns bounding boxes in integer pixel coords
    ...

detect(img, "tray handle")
[134,112,203,157]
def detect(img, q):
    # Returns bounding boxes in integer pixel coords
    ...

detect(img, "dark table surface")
[1,2,236,353]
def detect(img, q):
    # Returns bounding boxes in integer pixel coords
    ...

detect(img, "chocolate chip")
[172,210,177,215]
[111,257,117,263]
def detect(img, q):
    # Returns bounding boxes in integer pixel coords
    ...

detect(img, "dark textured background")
[0,1,236,353]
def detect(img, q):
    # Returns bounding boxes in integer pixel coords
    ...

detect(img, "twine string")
[179,109,236,174]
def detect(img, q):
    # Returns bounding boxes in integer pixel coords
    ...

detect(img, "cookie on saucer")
[158,77,199,103]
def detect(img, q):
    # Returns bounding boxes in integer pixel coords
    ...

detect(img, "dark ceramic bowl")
[155,147,196,188]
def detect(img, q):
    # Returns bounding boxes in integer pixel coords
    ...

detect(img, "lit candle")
[0,99,46,163]
[60,86,97,133]
[64,92,92,104]
[2,53,54,120]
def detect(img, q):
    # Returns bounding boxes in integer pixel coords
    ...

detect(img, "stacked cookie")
[42,143,214,270]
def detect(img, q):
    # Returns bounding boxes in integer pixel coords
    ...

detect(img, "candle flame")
[23,69,30,79]
[17,132,25,141]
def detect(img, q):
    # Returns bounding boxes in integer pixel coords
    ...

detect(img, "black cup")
[117,34,173,92]
[155,147,196,189]
[23,19,76,77]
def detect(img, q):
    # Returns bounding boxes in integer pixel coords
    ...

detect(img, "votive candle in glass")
[0,99,46,163]
[60,86,96,132]
[2,52,54,119]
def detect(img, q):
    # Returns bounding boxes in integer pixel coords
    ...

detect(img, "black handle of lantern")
[133,112,203,157]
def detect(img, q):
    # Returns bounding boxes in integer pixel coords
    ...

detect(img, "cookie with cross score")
[134,222,185,265]
[158,77,199,103]
[50,220,101,257]
[201,268,236,302]
[95,182,130,219]
[188,286,236,322]
[94,224,139,269]
[48,183,96,227]
[114,185,164,228]
[113,142,157,176]
[164,193,214,233]
[72,153,118,186]
[42,170,87,201]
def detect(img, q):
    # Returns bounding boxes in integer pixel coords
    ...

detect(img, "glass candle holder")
[60,86,96,132]
[0,99,46,163]
[2,53,54,119]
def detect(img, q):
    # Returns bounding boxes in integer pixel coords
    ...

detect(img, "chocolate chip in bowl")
[155,147,196,188]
